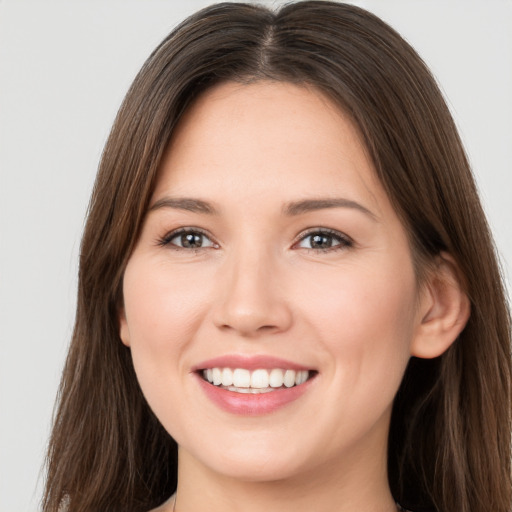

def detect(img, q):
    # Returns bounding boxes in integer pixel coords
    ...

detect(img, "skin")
[119,81,469,512]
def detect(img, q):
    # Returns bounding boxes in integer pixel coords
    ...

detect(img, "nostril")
[211,277,293,336]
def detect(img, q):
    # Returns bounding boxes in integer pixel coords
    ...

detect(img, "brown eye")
[179,232,204,248]
[296,230,352,251]
[163,229,216,249]
[309,234,335,249]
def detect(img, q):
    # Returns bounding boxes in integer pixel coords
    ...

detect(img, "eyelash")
[157,228,217,251]
[157,227,353,253]
[293,228,353,253]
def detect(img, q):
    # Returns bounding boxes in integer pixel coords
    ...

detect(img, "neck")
[172,439,396,512]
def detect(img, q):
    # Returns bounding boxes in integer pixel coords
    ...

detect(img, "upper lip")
[192,354,313,372]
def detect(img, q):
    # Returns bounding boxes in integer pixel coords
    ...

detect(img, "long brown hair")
[43,2,511,511]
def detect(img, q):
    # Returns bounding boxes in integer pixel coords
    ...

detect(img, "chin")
[178,433,312,483]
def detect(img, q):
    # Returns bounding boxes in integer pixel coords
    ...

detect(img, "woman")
[43,2,511,512]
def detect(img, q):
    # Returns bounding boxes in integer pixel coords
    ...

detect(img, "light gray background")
[1,1,511,510]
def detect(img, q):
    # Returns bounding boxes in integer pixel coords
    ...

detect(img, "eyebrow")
[283,198,377,220]
[149,197,218,215]
[148,196,377,220]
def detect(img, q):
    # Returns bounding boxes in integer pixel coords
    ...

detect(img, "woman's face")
[120,81,426,483]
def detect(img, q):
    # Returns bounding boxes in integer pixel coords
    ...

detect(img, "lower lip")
[195,374,314,415]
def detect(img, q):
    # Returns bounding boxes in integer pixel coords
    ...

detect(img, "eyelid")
[157,226,218,249]
[292,227,354,251]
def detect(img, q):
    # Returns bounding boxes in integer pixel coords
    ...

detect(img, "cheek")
[297,256,417,399]
[121,258,212,406]
[122,258,209,349]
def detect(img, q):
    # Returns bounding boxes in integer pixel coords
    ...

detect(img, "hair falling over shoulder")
[43,2,511,512]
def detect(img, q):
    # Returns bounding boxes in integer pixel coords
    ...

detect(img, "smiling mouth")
[200,367,315,394]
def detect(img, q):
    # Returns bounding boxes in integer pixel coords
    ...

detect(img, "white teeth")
[226,386,275,394]
[269,368,284,388]
[295,370,308,385]
[233,368,251,388]
[202,367,311,391]
[212,367,222,385]
[283,369,296,388]
[250,369,269,388]
[221,368,233,386]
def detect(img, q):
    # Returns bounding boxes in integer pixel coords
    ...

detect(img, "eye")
[295,229,352,251]
[158,228,217,250]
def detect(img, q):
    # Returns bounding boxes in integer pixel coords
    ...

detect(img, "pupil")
[182,233,202,248]
[311,234,331,248]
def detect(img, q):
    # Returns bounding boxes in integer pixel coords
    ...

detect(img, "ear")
[118,305,131,347]
[411,252,470,359]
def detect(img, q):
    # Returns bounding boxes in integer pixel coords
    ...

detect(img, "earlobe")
[118,306,131,347]
[411,253,470,359]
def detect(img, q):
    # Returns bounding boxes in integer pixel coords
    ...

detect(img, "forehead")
[153,80,386,218]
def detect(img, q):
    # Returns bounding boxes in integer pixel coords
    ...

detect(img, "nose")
[212,249,293,337]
